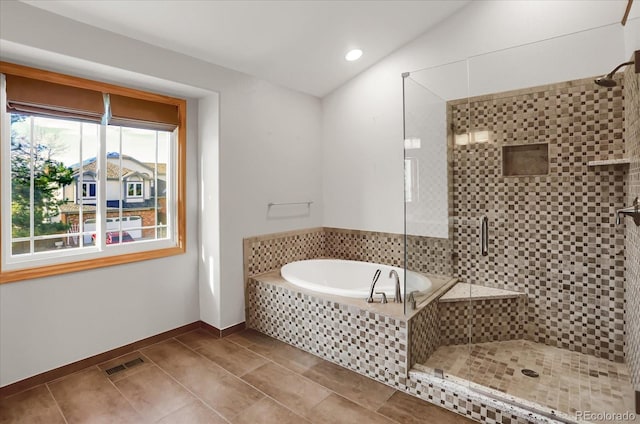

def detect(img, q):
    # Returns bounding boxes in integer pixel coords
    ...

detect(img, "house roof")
[71,154,166,179]
[143,162,166,175]
[76,161,136,179]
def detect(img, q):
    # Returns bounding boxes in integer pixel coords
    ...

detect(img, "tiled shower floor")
[420,340,636,421]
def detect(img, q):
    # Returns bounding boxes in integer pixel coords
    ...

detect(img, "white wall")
[0,99,200,387]
[322,0,639,234]
[217,78,322,326]
[0,0,322,386]
[198,94,222,328]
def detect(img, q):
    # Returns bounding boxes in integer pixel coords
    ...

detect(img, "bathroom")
[1,1,639,423]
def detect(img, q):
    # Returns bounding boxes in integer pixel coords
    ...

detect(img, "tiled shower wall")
[450,76,627,361]
[623,63,640,390]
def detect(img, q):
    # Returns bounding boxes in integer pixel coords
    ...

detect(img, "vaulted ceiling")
[22,0,470,97]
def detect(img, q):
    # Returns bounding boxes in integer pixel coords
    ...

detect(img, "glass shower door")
[402,59,474,386]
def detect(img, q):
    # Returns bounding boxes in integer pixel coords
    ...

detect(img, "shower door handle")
[480,216,489,256]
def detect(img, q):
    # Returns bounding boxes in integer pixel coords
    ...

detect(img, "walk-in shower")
[403,22,639,422]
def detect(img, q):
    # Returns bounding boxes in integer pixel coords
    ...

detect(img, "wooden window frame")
[0,62,187,284]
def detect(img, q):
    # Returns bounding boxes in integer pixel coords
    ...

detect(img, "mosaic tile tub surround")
[246,273,410,387]
[243,227,453,288]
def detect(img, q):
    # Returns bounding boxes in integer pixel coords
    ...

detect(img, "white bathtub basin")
[280,259,432,299]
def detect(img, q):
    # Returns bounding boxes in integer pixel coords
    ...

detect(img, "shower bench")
[438,282,527,346]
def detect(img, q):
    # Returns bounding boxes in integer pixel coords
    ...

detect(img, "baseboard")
[0,320,245,398]
[200,320,246,338]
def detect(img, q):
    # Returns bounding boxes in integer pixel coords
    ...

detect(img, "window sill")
[0,245,185,284]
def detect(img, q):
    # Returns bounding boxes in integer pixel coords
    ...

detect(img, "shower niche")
[502,143,549,176]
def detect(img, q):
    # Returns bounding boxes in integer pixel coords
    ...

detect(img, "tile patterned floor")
[422,340,636,420]
[0,329,474,424]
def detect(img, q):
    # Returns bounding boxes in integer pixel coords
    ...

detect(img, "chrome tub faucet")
[389,270,402,303]
[367,269,382,303]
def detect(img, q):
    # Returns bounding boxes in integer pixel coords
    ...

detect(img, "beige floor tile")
[376,391,474,424]
[0,385,65,424]
[242,362,331,417]
[182,335,269,377]
[48,367,143,424]
[174,327,260,370]
[310,393,397,424]
[114,365,195,422]
[302,360,395,410]
[247,338,321,374]
[142,340,263,420]
[225,329,275,348]
[230,397,310,424]
[175,329,220,350]
[155,401,227,424]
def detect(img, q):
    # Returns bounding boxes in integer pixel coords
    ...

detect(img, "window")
[82,182,97,199]
[126,182,143,198]
[0,62,186,283]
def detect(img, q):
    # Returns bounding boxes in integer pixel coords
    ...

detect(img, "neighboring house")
[59,153,167,241]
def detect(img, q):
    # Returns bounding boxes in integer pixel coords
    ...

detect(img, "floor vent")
[124,357,144,368]
[521,369,539,378]
[104,357,144,376]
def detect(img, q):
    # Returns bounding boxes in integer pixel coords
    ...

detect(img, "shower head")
[594,75,619,87]
[594,60,634,87]
[594,50,639,87]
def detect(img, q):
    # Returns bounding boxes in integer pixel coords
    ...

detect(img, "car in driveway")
[91,231,135,245]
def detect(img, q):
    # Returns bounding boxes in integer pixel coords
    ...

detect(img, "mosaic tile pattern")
[409,301,440,368]
[244,227,453,281]
[450,76,627,361]
[243,227,325,279]
[323,227,404,268]
[406,235,454,277]
[624,62,640,392]
[246,278,409,387]
[247,275,561,423]
[423,340,636,419]
[439,297,526,346]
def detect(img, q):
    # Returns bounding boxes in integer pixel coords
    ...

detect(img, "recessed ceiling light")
[345,49,363,61]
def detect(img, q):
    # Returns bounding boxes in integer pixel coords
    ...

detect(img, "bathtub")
[280,259,432,299]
